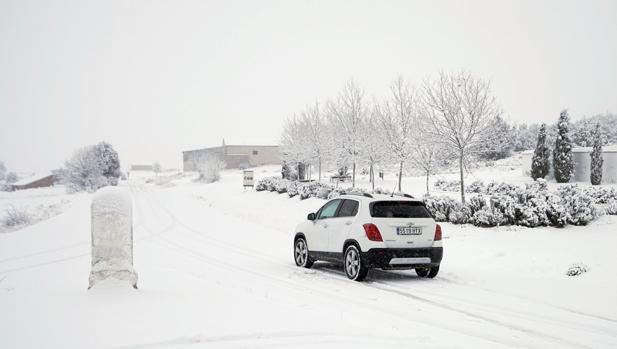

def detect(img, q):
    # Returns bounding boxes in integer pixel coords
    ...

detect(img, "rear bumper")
[362,247,443,269]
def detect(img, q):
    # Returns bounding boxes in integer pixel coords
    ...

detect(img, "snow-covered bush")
[255,177,271,191]
[423,195,466,223]
[286,181,299,197]
[194,153,225,183]
[466,180,485,194]
[433,179,461,192]
[566,263,588,276]
[2,205,31,227]
[604,200,617,215]
[275,179,291,194]
[557,185,599,225]
[62,142,121,193]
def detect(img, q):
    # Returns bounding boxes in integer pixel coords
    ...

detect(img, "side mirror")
[307,213,316,221]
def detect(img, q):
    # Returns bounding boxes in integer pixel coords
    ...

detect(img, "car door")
[308,199,342,252]
[327,199,359,253]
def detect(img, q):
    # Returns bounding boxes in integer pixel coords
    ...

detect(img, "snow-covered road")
[2,170,617,348]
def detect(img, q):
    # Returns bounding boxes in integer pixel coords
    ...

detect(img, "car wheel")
[415,267,429,277]
[344,245,368,281]
[294,238,313,268]
[427,265,439,278]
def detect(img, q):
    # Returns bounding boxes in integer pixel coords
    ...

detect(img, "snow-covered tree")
[478,115,515,160]
[362,104,388,190]
[93,142,121,186]
[0,161,5,180]
[194,153,225,183]
[281,115,311,180]
[553,110,574,183]
[590,123,603,185]
[377,76,418,192]
[327,80,367,188]
[63,142,121,193]
[422,71,500,204]
[531,124,550,179]
[5,172,17,184]
[300,101,330,181]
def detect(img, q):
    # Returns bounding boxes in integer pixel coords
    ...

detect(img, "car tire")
[294,238,313,268]
[344,245,368,281]
[427,265,439,278]
[415,267,429,277]
[416,266,439,278]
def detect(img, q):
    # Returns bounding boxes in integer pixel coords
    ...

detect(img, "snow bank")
[89,186,137,289]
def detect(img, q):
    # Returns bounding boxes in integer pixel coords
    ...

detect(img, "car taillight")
[434,224,442,241]
[363,223,383,242]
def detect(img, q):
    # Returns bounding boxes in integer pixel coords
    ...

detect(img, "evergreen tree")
[553,110,574,183]
[590,123,603,185]
[531,124,550,179]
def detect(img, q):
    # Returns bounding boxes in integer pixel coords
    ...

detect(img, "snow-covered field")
[1,167,617,348]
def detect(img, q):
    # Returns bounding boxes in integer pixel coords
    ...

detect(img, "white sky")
[1,0,616,172]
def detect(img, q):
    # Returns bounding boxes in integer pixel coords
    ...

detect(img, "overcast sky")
[1,0,616,172]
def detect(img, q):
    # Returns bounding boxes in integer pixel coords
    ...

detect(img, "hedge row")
[426,180,617,227]
[256,177,617,228]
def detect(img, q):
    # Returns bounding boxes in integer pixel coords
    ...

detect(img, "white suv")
[293,193,443,281]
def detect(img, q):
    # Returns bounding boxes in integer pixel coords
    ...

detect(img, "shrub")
[2,205,31,227]
[466,180,485,194]
[566,263,588,276]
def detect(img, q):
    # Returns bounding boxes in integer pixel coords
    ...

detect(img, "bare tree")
[301,101,330,182]
[378,76,418,192]
[327,80,366,187]
[281,115,311,179]
[363,104,389,191]
[422,71,500,203]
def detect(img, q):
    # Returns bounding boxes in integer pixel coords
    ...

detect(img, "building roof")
[183,144,279,153]
[12,172,53,186]
[572,145,617,153]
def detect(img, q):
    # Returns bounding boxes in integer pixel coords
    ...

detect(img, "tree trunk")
[459,151,465,204]
[318,159,322,182]
[398,161,403,192]
[369,164,375,191]
[352,162,356,188]
[426,170,430,195]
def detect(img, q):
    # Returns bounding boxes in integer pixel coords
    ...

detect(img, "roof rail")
[392,192,415,199]
[340,191,373,198]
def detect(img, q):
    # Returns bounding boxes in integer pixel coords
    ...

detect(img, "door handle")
[345,221,352,226]
[321,224,328,228]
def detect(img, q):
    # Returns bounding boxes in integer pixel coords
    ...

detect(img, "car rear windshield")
[370,201,432,218]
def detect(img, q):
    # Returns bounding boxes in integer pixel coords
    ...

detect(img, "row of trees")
[531,110,605,184]
[281,71,502,203]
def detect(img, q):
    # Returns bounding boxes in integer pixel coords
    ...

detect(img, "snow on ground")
[1,166,617,348]
[0,186,76,233]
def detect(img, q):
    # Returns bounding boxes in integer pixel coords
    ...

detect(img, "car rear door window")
[337,199,359,217]
[370,201,432,218]
[317,199,342,219]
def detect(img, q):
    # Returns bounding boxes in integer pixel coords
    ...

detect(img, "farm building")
[183,142,280,171]
[11,173,55,190]
[521,145,617,183]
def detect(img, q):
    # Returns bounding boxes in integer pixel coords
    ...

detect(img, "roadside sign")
[243,170,254,188]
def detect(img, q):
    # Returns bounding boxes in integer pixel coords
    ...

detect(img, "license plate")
[397,226,422,235]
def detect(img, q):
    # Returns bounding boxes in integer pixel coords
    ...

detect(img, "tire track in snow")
[154,184,617,346]
[135,185,592,349]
